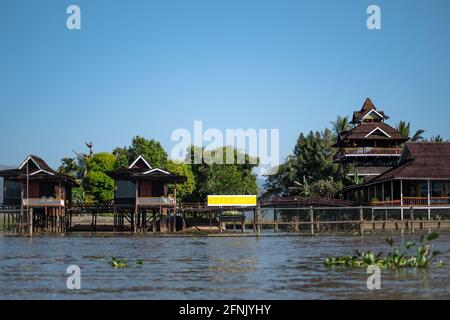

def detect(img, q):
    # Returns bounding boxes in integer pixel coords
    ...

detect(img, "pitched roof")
[339,122,408,142]
[365,142,450,182]
[128,155,152,170]
[0,155,78,186]
[351,98,389,124]
[106,156,186,183]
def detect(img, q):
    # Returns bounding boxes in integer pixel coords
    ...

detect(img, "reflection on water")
[0,233,449,299]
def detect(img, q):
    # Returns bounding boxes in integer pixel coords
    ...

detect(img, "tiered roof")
[0,155,78,185]
[106,155,186,183]
[367,143,450,182]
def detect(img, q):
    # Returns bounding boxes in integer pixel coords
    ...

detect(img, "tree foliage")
[82,152,116,203]
[264,129,347,198]
[396,121,424,142]
[331,115,351,136]
[186,146,259,202]
[166,160,195,201]
[113,136,168,169]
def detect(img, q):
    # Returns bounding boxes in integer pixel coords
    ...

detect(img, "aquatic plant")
[136,259,143,265]
[325,232,444,269]
[110,257,128,269]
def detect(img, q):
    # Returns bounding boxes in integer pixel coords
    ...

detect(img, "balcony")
[23,198,65,207]
[372,197,450,207]
[337,147,402,158]
[136,196,176,207]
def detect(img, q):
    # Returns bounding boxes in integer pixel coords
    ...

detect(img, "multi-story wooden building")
[106,155,186,232]
[342,143,450,209]
[0,155,78,232]
[334,98,409,180]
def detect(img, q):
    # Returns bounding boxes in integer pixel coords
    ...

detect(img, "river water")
[0,232,449,299]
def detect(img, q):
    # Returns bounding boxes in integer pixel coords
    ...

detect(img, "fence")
[252,206,450,234]
[2,204,450,235]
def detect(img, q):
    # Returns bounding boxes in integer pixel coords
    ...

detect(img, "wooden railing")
[22,198,64,207]
[371,200,401,207]
[372,197,450,207]
[136,197,175,206]
[339,147,402,156]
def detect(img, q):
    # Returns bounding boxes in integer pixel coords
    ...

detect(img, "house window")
[5,180,22,199]
[431,181,442,197]
[116,180,135,198]
[447,182,450,197]
[420,182,428,197]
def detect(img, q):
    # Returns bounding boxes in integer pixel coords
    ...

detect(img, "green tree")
[166,160,195,201]
[331,115,351,136]
[186,146,259,202]
[82,152,116,203]
[113,136,168,169]
[264,129,346,198]
[429,135,445,142]
[396,121,424,142]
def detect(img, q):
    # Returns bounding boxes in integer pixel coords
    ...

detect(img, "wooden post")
[400,179,404,220]
[410,206,414,234]
[182,211,186,232]
[256,205,261,235]
[133,180,138,234]
[28,208,33,237]
[173,184,177,233]
[253,209,256,233]
[241,208,245,233]
[274,209,278,232]
[209,212,213,232]
[113,206,116,232]
[359,207,364,235]
[19,187,24,235]
[309,206,314,236]
[427,179,431,220]
[390,180,394,202]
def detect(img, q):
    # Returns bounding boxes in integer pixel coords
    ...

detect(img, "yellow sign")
[207,195,257,207]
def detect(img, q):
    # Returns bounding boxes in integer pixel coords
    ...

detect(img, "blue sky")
[1,0,450,169]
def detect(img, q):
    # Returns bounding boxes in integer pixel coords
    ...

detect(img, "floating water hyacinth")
[325,232,444,269]
[110,257,128,269]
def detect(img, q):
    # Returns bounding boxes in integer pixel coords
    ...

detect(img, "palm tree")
[396,121,425,142]
[331,115,351,136]
[429,135,444,142]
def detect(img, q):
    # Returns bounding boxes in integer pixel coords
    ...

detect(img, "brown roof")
[351,98,389,124]
[350,166,391,176]
[106,156,186,183]
[365,142,450,182]
[339,122,408,142]
[0,155,78,186]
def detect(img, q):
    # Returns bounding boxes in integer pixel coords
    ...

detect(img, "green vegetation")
[166,160,195,201]
[325,232,444,269]
[331,115,351,136]
[264,128,348,198]
[82,153,116,203]
[396,120,425,142]
[186,146,259,202]
[110,257,128,269]
[113,135,168,169]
